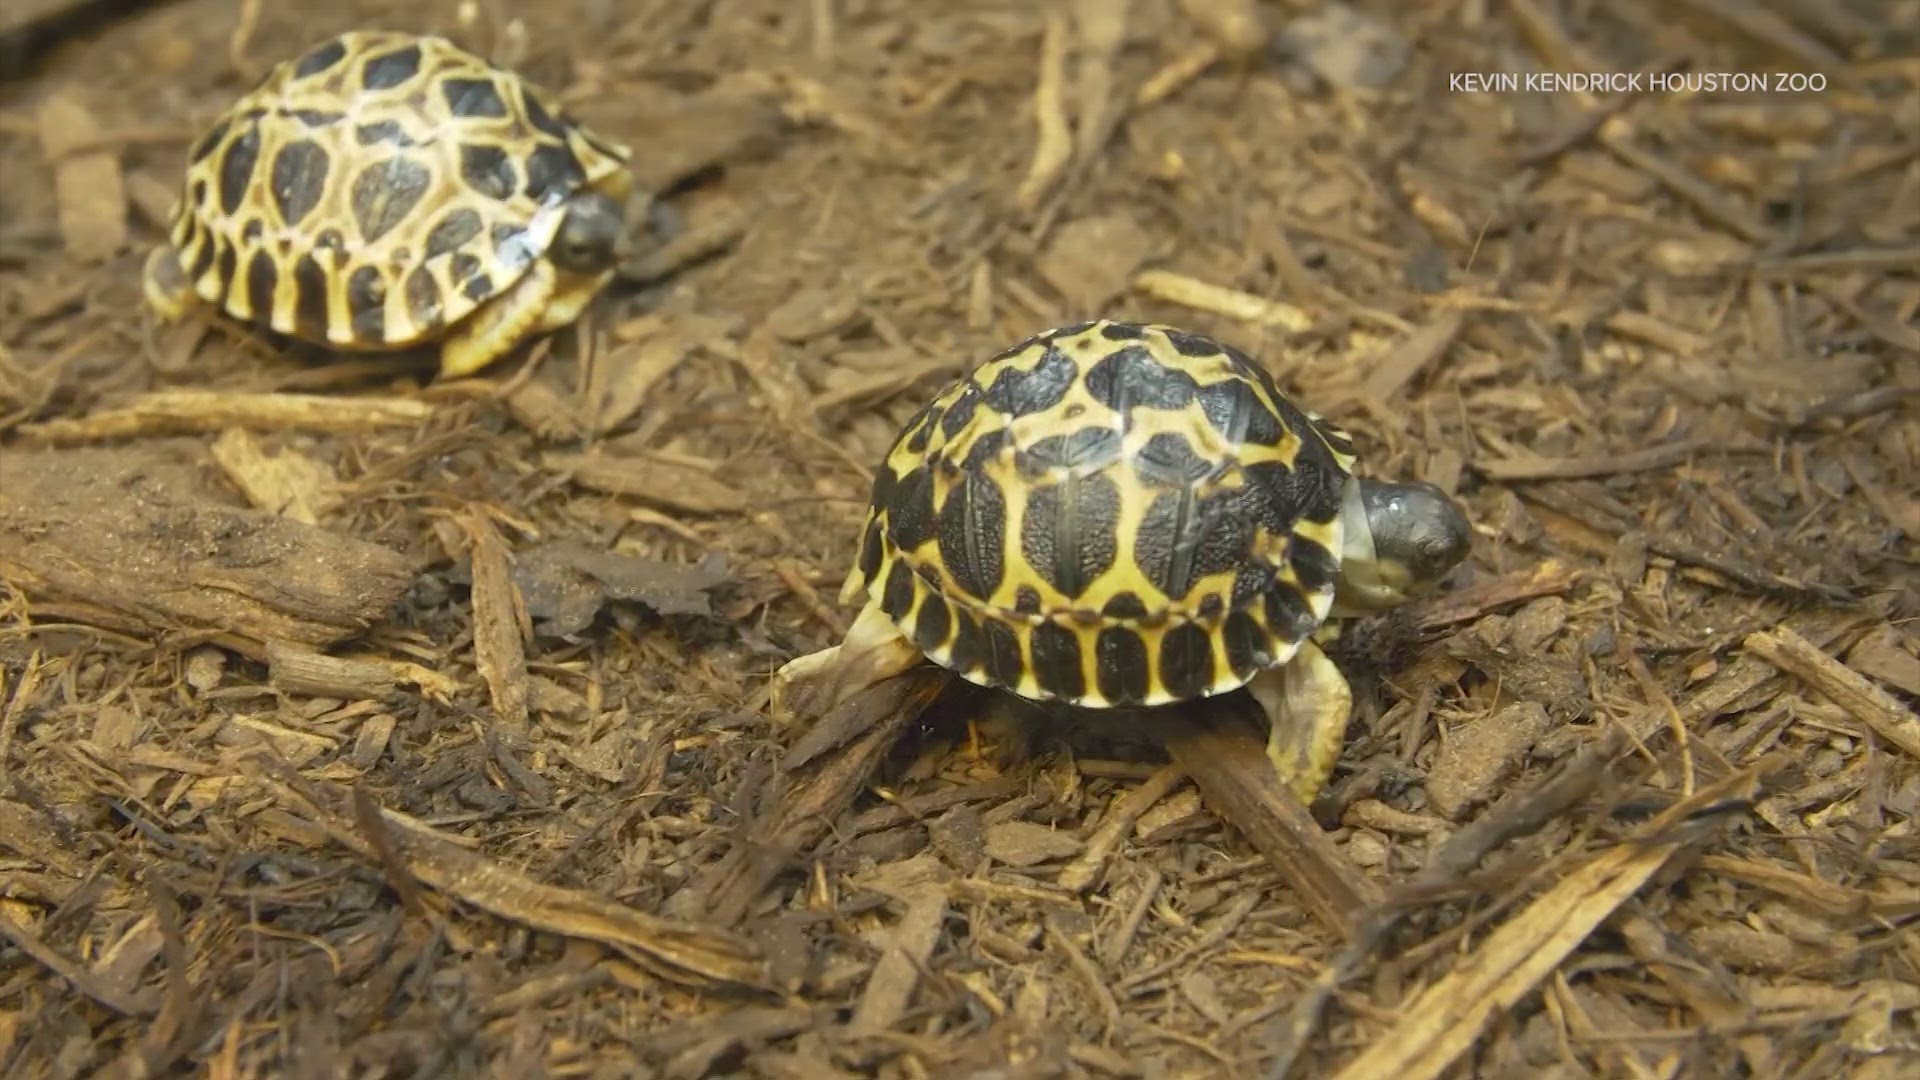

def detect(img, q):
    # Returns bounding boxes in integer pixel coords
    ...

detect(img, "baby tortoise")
[775,320,1472,802]
[143,30,633,378]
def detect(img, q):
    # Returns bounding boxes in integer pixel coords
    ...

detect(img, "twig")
[1362,312,1464,401]
[1475,437,1708,481]
[1157,704,1384,939]
[1059,764,1187,892]
[1132,270,1315,332]
[1744,627,1920,760]
[0,910,154,1015]
[1015,15,1073,211]
[1756,246,1920,275]
[1412,561,1586,631]
[12,389,434,442]
[266,775,770,989]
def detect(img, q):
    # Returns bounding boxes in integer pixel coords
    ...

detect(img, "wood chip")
[455,510,532,733]
[1036,212,1156,312]
[37,89,126,263]
[1426,702,1552,819]
[546,450,749,514]
[586,313,736,436]
[849,887,948,1035]
[1362,311,1464,401]
[14,390,434,443]
[1132,269,1314,333]
[1744,627,1920,760]
[1176,0,1267,53]
[208,427,337,524]
[1848,626,1920,697]
[1014,15,1073,211]
[267,780,769,989]
[479,541,731,637]
[983,820,1085,867]
[1476,437,1709,481]
[0,444,411,652]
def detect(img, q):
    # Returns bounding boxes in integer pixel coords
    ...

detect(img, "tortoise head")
[548,190,627,274]
[1332,478,1472,615]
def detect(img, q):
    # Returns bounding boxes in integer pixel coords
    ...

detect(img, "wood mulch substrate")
[1,0,1916,1076]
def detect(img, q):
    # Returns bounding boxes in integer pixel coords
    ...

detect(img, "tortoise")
[142,30,635,379]
[773,319,1472,802]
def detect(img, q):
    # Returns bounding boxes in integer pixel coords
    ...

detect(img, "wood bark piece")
[13,390,434,443]
[1745,627,1920,760]
[545,450,749,514]
[1157,703,1385,938]
[679,670,948,926]
[37,88,126,262]
[266,778,770,991]
[0,443,412,651]
[457,510,533,733]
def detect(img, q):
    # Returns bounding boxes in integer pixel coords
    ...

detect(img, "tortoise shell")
[844,319,1361,709]
[159,30,632,349]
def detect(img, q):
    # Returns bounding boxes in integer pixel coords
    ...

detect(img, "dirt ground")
[2,0,1918,1077]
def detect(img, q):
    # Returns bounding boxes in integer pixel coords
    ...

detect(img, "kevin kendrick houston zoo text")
[1449,71,1828,93]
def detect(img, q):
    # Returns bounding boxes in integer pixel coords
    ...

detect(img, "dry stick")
[1744,627,1920,760]
[1757,246,1920,275]
[1326,765,1768,1080]
[1412,560,1585,631]
[12,389,434,442]
[1133,270,1315,333]
[690,671,948,926]
[1059,764,1187,893]
[1158,704,1385,938]
[1260,732,1617,1076]
[1361,312,1465,402]
[352,785,435,925]
[1475,437,1709,481]
[0,910,154,1016]
[265,774,770,989]
[1014,15,1073,211]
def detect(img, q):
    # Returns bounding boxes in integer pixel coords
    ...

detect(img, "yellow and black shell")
[845,320,1361,709]
[158,30,631,348]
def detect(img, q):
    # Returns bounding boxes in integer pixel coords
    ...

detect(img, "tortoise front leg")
[1244,638,1354,805]
[771,602,925,726]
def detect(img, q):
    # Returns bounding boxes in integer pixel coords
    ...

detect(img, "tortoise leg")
[142,244,202,322]
[1244,638,1354,805]
[771,602,924,726]
[438,261,614,379]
